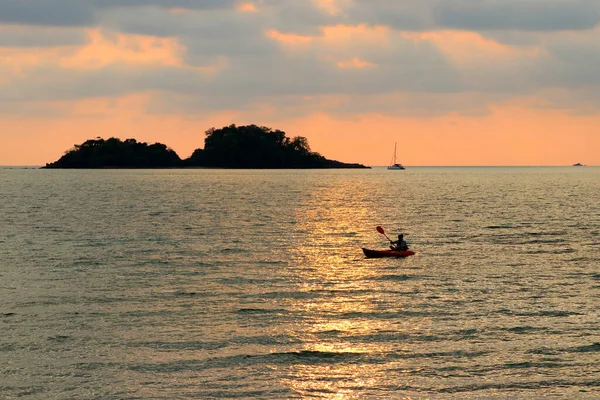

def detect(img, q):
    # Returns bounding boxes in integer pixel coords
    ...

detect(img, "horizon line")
[0,165,594,168]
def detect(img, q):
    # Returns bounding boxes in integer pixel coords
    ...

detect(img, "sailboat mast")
[387,141,405,170]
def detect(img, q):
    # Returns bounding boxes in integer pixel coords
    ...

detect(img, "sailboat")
[387,142,405,170]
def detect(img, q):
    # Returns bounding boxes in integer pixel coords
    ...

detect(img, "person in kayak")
[390,234,409,251]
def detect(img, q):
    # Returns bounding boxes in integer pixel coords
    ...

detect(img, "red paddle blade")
[376,226,385,234]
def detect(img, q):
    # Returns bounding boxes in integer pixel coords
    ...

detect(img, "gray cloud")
[346,0,435,31]
[0,26,87,47]
[1,0,598,32]
[0,0,240,29]
[93,0,236,9]
[0,0,96,26]
[434,0,600,31]
[477,30,544,47]
[544,38,600,88]
[348,0,600,32]
[1,0,600,118]
[257,1,341,35]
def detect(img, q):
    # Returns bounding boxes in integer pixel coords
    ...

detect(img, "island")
[44,124,370,169]
[572,163,585,167]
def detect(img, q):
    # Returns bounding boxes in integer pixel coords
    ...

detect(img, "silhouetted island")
[44,124,370,169]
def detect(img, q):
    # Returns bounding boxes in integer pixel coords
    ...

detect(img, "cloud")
[347,0,600,32]
[433,0,600,31]
[0,0,97,27]
[0,25,87,47]
[1,0,600,119]
[2,0,599,32]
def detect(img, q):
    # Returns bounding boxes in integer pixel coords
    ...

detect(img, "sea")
[1,166,599,399]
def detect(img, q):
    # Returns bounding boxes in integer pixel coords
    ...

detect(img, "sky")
[1,0,599,166]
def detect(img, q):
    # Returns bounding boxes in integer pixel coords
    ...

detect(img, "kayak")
[362,248,415,258]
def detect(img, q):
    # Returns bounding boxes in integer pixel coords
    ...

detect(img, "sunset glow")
[1,1,599,166]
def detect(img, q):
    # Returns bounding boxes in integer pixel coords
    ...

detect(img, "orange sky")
[2,103,597,166]
[1,2,599,166]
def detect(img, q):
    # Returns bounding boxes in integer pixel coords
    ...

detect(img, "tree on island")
[44,124,369,169]
[44,137,181,168]
[186,124,366,168]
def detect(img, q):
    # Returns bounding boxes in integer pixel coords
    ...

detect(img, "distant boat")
[387,142,405,170]
[572,163,585,167]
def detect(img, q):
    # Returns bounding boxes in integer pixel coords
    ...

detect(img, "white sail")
[387,142,405,170]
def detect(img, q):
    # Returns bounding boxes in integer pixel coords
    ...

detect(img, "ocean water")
[1,167,599,399]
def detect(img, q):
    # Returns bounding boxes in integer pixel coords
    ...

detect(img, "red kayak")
[362,248,415,258]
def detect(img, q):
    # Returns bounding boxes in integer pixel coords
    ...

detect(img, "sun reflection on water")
[281,181,427,397]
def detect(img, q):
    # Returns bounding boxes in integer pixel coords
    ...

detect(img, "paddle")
[376,226,393,243]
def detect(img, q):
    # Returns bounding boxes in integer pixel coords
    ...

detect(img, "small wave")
[84,296,130,304]
[372,274,414,282]
[134,335,301,351]
[328,232,358,237]
[278,350,360,358]
[338,310,441,319]
[125,350,367,373]
[218,277,282,286]
[264,350,365,364]
[527,347,560,355]
[47,335,71,342]
[75,362,117,371]
[456,328,478,335]
[522,249,575,254]
[437,379,600,393]
[505,326,547,334]
[485,225,514,229]
[236,308,286,315]
[391,350,489,361]
[256,260,286,265]
[521,231,565,237]
[568,342,600,353]
[260,291,321,300]
[219,248,246,253]
[129,340,226,351]
[519,239,569,245]
[516,310,583,317]
[174,290,197,297]
[343,332,442,343]
[315,329,343,336]
[497,308,582,317]
[528,342,600,355]
[503,361,565,369]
